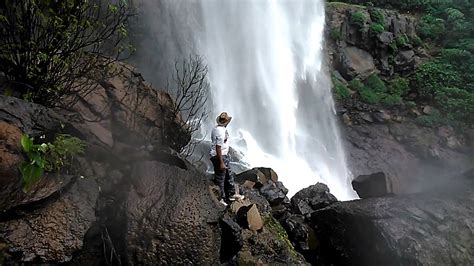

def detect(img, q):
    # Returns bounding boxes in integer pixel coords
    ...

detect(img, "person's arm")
[216,145,226,172]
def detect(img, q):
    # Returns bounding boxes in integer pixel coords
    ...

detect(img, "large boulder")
[336,46,376,80]
[0,178,99,263]
[311,180,474,265]
[352,172,394,198]
[124,161,222,264]
[63,62,190,152]
[291,183,338,217]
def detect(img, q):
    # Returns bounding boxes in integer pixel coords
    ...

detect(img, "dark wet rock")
[394,50,415,73]
[0,96,69,138]
[124,161,222,265]
[311,181,474,265]
[291,183,338,217]
[240,187,272,216]
[280,213,318,263]
[235,167,278,188]
[219,215,243,263]
[376,31,394,45]
[352,172,394,198]
[233,217,308,265]
[0,177,99,263]
[260,181,288,206]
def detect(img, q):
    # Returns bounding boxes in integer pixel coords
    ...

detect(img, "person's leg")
[211,156,226,200]
[222,156,236,198]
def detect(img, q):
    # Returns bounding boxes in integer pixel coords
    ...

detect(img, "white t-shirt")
[210,126,229,157]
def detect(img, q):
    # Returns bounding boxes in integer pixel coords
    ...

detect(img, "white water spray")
[196,0,357,200]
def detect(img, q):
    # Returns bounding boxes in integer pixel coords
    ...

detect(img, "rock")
[360,112,374,123]
[63,62,190,152]
[342,113,352,125]
[336,46,376,80]
[446,136,461,149]
[352,172,394,198]
[235,168,267,188]
[239,187,272,216]
[373,110,391,123]
[124,161,222,265]
[236,204,263,232]
[311,182,474,265]
[394,50,415,73]
[376,31,394,45]
[235,167,278,188]
[423,105,433,115]
[0,178,99,263]
[219,216,243,262]
[0,118,76,212]
[280,213,317,263]
[0,96,69,137]
[291,183,338,217]
[259,181,288,206]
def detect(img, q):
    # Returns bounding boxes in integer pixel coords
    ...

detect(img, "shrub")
[369,23,385,35]
[418,15,446,40]
[395,34,409,47]
[334,81,351,100]
[435,87,474,125]
[359,86,381,104]
[349,79,365,92]
[380,94,402,107]
[410,61,460,99]
[389,77,410,96]
[350,11,367,29]
[365,74,386,93]
[369,8,385,25]
[0,0,133,106]
[415,110,444,128]
[19,134,85,191]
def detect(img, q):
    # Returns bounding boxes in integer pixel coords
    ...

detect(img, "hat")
[216,112,232,126]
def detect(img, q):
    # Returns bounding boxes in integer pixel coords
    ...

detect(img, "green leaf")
[21,134,33,152]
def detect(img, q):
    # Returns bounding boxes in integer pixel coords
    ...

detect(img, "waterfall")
[132,0,357,200]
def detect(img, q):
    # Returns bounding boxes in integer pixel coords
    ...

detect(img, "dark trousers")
[210,155,236,201]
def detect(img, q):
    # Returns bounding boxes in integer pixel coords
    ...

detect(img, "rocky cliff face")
[325,3,472,193]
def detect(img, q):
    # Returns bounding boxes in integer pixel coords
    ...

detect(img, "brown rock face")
[0,121,76,212]
[64,62,190,152]
[0,121,22,184]
[0,178,99,263]
[125,161,222,264]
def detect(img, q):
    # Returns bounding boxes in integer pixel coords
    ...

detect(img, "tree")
[167,55,210,158]
[0,0,133,106]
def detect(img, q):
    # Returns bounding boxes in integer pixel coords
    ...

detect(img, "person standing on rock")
[210,112,244,206]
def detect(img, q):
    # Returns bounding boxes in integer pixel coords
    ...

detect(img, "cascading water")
[133,0,357,200]
[196,0,357,200]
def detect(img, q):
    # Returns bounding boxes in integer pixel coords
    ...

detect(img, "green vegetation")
[19,134,85,191]
[395,34,409,47]
[369,8,385,25]
[332,75,351,100]
[350,11,367,29]
[415,110,444,128]
[0,0,133,106]
[264,215,299,259]
[369,23,384,35]
[418,15,446,41]
[349,74,407,107]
